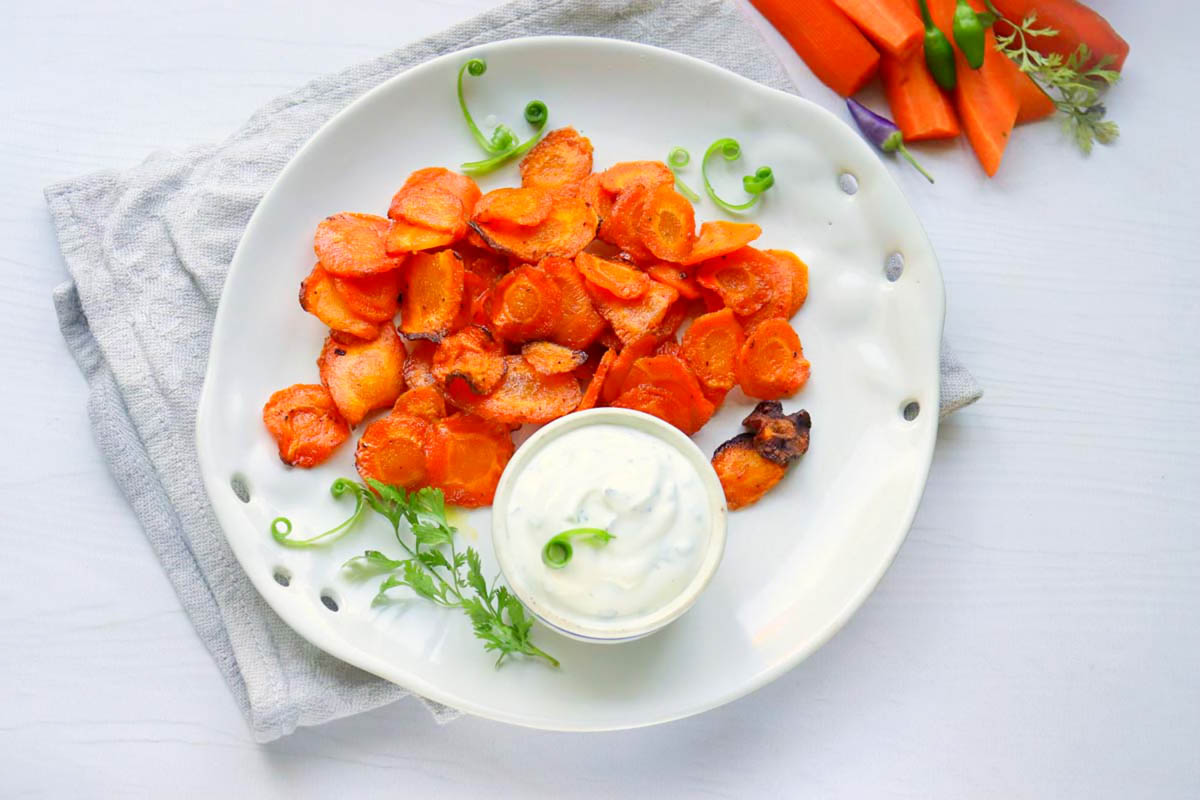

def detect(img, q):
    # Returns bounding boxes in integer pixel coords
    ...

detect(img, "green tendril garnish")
[541,528,615,569]
[666,147,701,203]
[456,59,549,175]
[270,478,366,549]
[701,137,775,213]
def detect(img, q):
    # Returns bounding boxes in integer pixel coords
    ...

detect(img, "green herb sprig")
[985,4,1120,154]
[457,58,549,175]
[274,479,558,668]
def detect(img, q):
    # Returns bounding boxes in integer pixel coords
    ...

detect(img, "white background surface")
[1,0,1195,797]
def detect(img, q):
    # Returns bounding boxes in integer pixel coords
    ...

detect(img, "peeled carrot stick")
[928,0,1018,175]
[750,0,880,97]
[880,52,960,140]
[991,0,1129,71]
[994,51,1056,123]
[830,0,923,58]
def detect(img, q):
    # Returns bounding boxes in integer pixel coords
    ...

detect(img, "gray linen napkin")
[47,0,982,743]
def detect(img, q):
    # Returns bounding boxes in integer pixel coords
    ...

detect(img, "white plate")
[196,36,944,731]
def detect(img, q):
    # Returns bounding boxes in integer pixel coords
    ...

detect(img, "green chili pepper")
[917,0,957,91]
[952,0,987,70]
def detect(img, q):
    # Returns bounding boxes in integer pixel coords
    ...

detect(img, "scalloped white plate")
[196,36,944,731]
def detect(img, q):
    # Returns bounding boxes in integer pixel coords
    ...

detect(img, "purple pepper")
[846,98,935,184]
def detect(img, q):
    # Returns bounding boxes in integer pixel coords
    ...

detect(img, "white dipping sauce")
[503,423,712,627]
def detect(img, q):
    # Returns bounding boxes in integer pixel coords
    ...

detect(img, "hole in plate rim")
[885,252,905,282]
[320,590,340,612]
[902,400,921,421]
[838,171,859,195]
[273,568,291,587]
[230,473,251,503]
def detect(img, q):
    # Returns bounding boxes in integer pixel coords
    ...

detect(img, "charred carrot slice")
[403,340,437,389]
[519,127,594,195]
[388,167,481,225]
[682,308,746,392]
[597,182,655,263]
[639,183,696,263]
[355,413,432,489]
[427,414,515,508]
[599,161,674,194]
[446,355,582,425]
[735,249,795,330]
[472,186,554,227]
[585,278,679,347]
[470,197,599,263]
[615,354,714,435]
[399,250,464,342]
[680,221,762,266]
[696,247,772,316]
[736,318,810,400]
[392,384,446,420]
[329,266,404,323]
[314,212,397,278]
[602,334,657,404]
[300,263,379,341]
[612,384,695,434]
[521,341,588,375]
[575,251,650,300]
[490,264,563,342]
[577,348,616,411]
[540,256,607,351]
[262,384,350,468]
[317,325,406,426]
[432,325,507,394]
[712,433,787,510]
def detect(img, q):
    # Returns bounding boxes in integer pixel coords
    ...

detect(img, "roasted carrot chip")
[602,334,656,404]
[681,307,745,392]
[577,348,616,411]
[299,263,379,340]
[712,433,786,510]
[599,161,674,194]
[646,263,701,300]
[580,173,615,222]
[314,212,397,278]
[490,264,562,342]
[385,220,457,255]
[432,325,507,394]
[585,278,679,347]
[520,127,594,195]
[639,183,696,263]
[403,340,437,388]
[392,384,446,420]
[427,414,515,508]
[317,325,406,426]
[262,384,350,468]
[399,250,464,342]
[329,266,404,323]
[575,251,650,300]
[742,401,812,466]
[681,220,763,266]
[391,183,466,235]
[521,341,587,375]
[736,249,795,331]
[470,197,598,263]
[696,247,772,316]
[597,182,654,263]
[539,256,606,350]
[736,318,810,400]
[612,384,694,433]
[617,353,714,435]
[764,249,809,316]
[446,355,581,425]
[473,187,553,227]
[389,167,481,224]
[650,298,691,342]
[355,413,432,489]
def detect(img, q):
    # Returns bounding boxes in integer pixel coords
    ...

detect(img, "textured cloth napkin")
[47,0,982,743]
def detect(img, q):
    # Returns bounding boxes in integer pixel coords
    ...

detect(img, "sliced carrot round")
[612,384,694,433]
[601,334,657,404]
[391,385,446,420]
[432,325,507,394]
[403,340,437,389]
[681,220,763,266]
[392,183,465,234]
[764,249,809,316]
[446,355,581,425]
[650,298,692,342]
[580,173,615,222]
[585,277,679,347]
[575,251,650,300]
[597,182,654,263]
[317,325,406,426]
[389,167,481,223]
[314,212,396,277]
[712,433,786,510]
[329,266,404,323]
[646,263,701,300]
[385,219,457,255]
[470,198,598,263]
[263,384,350,468]
[639,183,696,263]
[734,250,794,331]
[490,265,563,342]
[355,413,432,489]
[521,341,587,375]
[736,318,810,400]
[655,339,684,358]
[399,250,465,342]
[696,247,772,316]
[427,414,515,508]
[473,187,553,227]
[299,263,379,340]
[682,307,745,392]
[577,348,616,411]
[540,256,607,351]
[599,161,674,194]
[519,127,594,194]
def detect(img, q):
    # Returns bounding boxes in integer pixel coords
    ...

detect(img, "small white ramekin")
[491,408,728,643]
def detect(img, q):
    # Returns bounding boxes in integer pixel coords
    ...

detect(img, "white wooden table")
[2,1,1196,796]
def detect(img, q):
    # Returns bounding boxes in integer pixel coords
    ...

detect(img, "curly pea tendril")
[701,138,775,214]
[457,58,549,176]
[271,478,367,549]
[666,147,701,202]
[541,528,616,569]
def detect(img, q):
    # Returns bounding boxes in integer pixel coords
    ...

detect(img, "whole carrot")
[989,0,1128,71]
[749,0,880,97]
